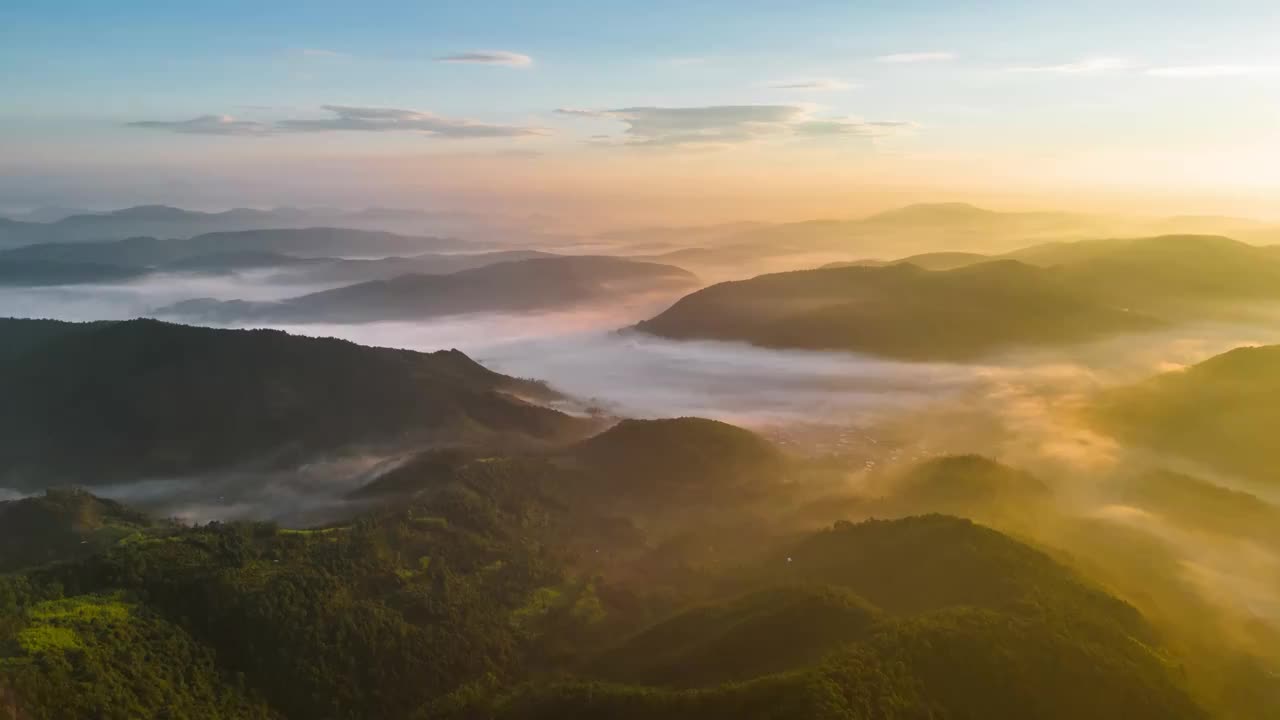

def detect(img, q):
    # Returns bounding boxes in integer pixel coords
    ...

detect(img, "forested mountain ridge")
[0,318,584,488]
[0,480,1205,720]
[636,234,1280,360]
[635,260,1157,360]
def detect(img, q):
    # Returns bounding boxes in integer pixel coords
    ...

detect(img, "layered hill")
[1094,344,1280,486]
[0,259,150,286]
[0,227,469,266]
[0,318,583,487]
[0,204,507,247]
[636,234,1280,360]
[635,260,1155,360]
[161,256,698,323]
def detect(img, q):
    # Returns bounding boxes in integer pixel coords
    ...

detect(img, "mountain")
[1046,235,1280,313]
[0,317,108,366]
[0,227,470,267]
[0,235,199,266]
[0,485,1206,720]
[711,203,1124,257]
[0,205,287,246]
[161,256,698,324]
[0,233,528,285]
[874,454,1053,527]
[348,417,788,517]
[466,515,1200,720]
[635,260,1156,361]
[1114,469,1280,542]
[568,417,787,504]
[0,489,161,572]
[635,234,1280,360]
[0,204,552,248]
[591,585,884,688]
[160,250,323,273]
[0,319,584,488]
[0,258,149,286]
[821,251,992,271]
[1094,344,1280,486]
[267,249,559,285]
[0,206,97,223]
[998,234,1280,313]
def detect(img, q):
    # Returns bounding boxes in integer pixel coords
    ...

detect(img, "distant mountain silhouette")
[0,227,471,267]
[0,204,546,247]
[160,250,323,273]
[821,251,991,271]
[0,206,97,223]
[268,249,559,285]
[0,318,584,487]
[0,258,149,286]
[162,256,698,323]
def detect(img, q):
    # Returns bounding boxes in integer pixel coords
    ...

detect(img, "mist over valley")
[5,5,1280,714]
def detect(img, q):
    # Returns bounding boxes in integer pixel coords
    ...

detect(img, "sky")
[3,0,1279,222]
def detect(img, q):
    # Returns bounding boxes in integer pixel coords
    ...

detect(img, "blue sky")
[3,1,1279,219]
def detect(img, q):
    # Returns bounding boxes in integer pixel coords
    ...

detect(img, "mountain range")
[161,255,698,323]
[0,318,584,488]
[0,204,549,247]
[635,259,1158,360]
[636,234,1280,360]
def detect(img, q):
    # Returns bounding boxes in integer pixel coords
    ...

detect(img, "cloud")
[767,79,856,91]
[435,50,532,67]
[130,107,547,139]
[876,52,956,64]
[298,48,347,58]
[1008,57,1135,74]
[277,106,548,138]
[127,114,271,136]
[556,105,912,149]
[794,119,916,137]
[1146,64,1280,78]
[554,108,605,118]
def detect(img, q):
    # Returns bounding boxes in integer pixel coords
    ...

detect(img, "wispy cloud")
[767,78,856,91]
[129,106,547,139]
[298,48,347,59]
[556,105,912,149]
[1146,64,1280,78]
[793,119,916,137]
[435,50,532,67]
[126,114,271,136]
[876,52,956,64]
[1007,57,1136,74]
[279,106,547,137]
[1005,57,1278,79]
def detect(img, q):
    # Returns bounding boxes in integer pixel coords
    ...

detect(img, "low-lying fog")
[6,265,1280,677]
[8,270,1280,486]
